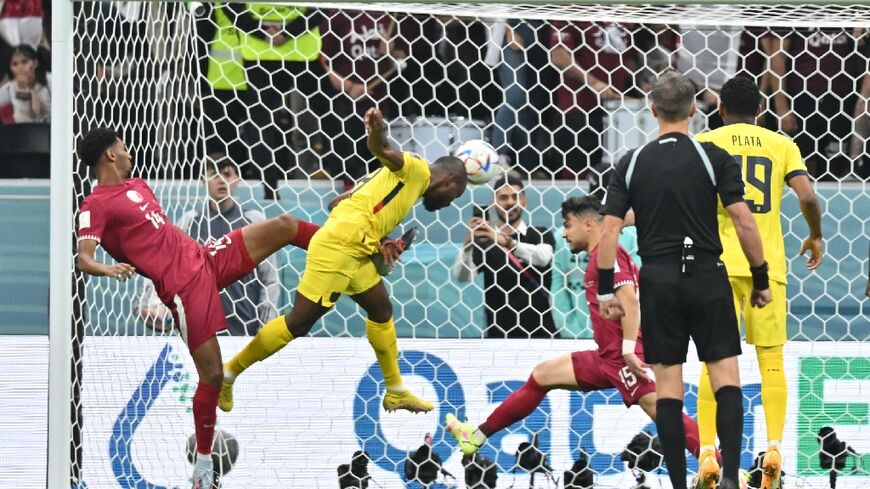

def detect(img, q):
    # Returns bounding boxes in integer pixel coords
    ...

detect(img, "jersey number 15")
[735,155,772,214]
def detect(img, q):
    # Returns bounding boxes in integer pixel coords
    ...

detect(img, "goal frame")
[46,1,869,487]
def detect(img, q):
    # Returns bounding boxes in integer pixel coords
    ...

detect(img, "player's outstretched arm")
[788,174,823,270]
[77,239,135,281]
[597,215,624,320]
[365,108,404,172]
[616,283,650,381]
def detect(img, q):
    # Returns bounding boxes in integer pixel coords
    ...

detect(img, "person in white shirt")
[0,44,50,123]
[453,172,558,338]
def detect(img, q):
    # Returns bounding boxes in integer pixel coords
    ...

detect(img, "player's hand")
[865,278,870,299]
[473,228,496,247]
[623,352,652,382]
[800,235,823,270]
[750,288,772,308]
[105,263,136,281]
[600,297,624,321]
[364,108,384,134]
[379,238,405,267]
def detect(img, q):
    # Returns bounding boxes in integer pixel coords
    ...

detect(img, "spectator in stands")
[632,24,678,92]
[487,19,544,175]
[851,72,870,179]
[737,27,797,134]
[0,44,50,123]
[136,155,279,335]
[194,4,251,176]
[550,21,633,178]
[780,27,868,179]
[414,15,499,122]
[453,172,558,338]
[221,4,325,199]
[0,0,44,49]
[319,9,408,184]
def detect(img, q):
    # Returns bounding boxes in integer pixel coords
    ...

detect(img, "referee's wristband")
[622,339,637,356]
[598,267,615,296]
[750,261,770,291]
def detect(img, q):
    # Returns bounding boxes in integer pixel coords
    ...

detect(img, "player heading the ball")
[220,108,468,416]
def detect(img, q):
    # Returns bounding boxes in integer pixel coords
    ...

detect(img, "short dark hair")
[204,153,238,176]
[433,155,468,186]
[492,170,525,191]
[77,128,120,168]
[650,69,697,122]
[561,195,603,220]
[720,75,762,118]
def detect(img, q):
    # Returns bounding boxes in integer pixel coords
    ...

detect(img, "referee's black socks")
[656,398,688,489]
[715,385,744,485]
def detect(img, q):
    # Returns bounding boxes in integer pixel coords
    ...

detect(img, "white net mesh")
[68,2,869,488]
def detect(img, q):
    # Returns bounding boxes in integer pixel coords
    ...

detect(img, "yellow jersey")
[696,123,808,284]
[325,152,431,255]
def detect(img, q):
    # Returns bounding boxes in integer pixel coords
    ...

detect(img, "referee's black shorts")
[639,258,741,365]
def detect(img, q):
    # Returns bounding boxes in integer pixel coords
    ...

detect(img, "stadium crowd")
[15,3,861,185]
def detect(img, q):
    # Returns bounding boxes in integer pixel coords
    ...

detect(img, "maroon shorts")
[170,228,256,352]
[571,350,657,406]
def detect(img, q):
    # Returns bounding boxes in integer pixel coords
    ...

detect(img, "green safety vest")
[206,5,248,91]
[239,4,321,62]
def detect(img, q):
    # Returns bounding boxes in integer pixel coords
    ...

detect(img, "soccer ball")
[454,139,501,185]
[187,429,240,476]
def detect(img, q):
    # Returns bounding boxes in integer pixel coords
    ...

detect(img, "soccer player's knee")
[756,345,784,363]
[284,312,313,338]
[368,303,392,324]
[200,362,223,387]
[530,360,558,388]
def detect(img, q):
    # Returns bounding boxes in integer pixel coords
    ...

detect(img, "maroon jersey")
[584,244,641,360]
[788,28,864,96]
[550,21,632,112]
[77,178,204,303]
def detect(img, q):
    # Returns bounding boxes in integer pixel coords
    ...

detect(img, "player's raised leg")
[189,337,223,489]
[446,353,576,455]
[220,291,330,412]
[240,213,320,263]
[350,278,432,413]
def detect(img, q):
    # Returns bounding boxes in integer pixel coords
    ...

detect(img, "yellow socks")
[366,317,403,390]
[757,345,787,445]
[225,315,293,379]
[697,362,718,448]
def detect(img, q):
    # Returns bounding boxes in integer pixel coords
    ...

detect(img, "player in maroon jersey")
[74,128,325,489]
[446,195,703,461]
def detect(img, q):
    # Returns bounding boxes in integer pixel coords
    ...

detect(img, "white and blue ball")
[454,139,501,185]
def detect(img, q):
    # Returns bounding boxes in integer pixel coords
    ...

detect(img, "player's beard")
[422,194,444,211]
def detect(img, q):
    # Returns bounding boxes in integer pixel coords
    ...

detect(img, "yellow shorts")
[730,276,787,347]
[296,227,381,307]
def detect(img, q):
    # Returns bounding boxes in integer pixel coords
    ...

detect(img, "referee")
[597,70,772,489]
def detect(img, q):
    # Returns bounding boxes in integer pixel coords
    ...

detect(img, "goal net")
[60,2,869,488]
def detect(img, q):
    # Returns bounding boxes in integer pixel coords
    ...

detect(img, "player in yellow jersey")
[219,108,468,414]
[693,76,823,489]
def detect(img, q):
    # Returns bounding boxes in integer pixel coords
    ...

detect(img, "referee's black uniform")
[601,132,744,365]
